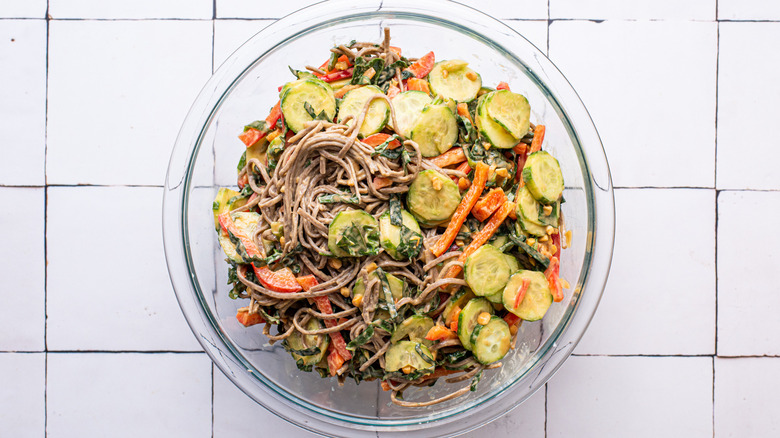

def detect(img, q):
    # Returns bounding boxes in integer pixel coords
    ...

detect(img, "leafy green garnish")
[244,120,267,132]
[469,370,483,391]
[318,193,360,205]
[389,195,403,226]
[288,66,315,80]
[236,150,247,173]
[371,134,403,160]
[376,268,398,319]
[303,101,331,121]
[395,225,423,260]
[346,325,374,351]
[336,222,381,257]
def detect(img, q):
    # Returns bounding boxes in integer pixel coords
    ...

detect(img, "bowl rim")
[163,0,615,435]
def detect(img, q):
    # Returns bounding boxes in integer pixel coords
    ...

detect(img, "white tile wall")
[717,191,780,356]
[548,356,713,437]
[0,1,775,436]
[715,357,780,437]
[0,188,46,351]
[46,187,201,351]
[717,22,780,190]
[0,353,45,438]
[575,189,716,355]
[549,20,717,188]
[0,19,47,186]
[47,353,211,437]
[46,20,212,186]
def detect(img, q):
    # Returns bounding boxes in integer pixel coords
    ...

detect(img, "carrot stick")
[471,188,507,222]
[334,84,361,98]
[424,324,458,342]
[431,162,490,257]
[362,133,401,149]
[545,256,564,302]
[296,275,353,361]
[444,200,514,279]
[456,103,474,126]
[455,161,472,175]
[387,85,401,99]
[236,308,265,327]
[430,147,467,168]
[406,78,430,94]
[405,51,435,79]
[529,125,545,153]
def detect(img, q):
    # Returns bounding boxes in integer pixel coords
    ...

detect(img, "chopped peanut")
[441,69,449,78]
[340,287,351,297]
[495,168,509,179]
[564,230,572,249]
[538,235,549,243]
[542,205,553,216]
[526,238,536,246]
[365,262,378,274]
[455,239,465,247]
[352,294,364,307]
[329,258,343,269]
[432,178,443,191]
[482,142,492,150]
[549,244,558,254]
[334,61,348,71]
[279,236,286,245]
[458,177,471,191]
[546,226,556,235]
[402,365,414,374]
[279,186,285,193]
[509,324,519,336]
[466,71,478,81]
[477,312,491,325]
[561,278,571,290]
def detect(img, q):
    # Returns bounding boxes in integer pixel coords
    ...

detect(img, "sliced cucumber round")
[464,245,516,297]
[457,298,494,351]
[384,341,436,373]
[409,103,459,157]
[407,169,462,226]
[486,90,531,139]
[280,78,337,133]
[515,213,547,237]
[390,315,434,346]
[517,185,560,228]
[522,151,564,204]
[503,270,553,321]
[327,209,381,257]
[441,288,476,323]
[472,316,511,364]
[285,317,329,367]
[378,209,423,260]
[428,60,482,102]
[390,90,432,138]
[475,92,518,149]
[219,212,260,263]
[337,85,390,137]
[352,271,404,301]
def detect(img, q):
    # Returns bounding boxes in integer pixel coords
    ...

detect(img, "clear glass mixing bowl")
[163,1,614,436]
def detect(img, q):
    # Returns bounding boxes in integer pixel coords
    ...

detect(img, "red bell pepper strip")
[496,81,511,91]
[362,133,401,149]
[503,312,521,328]
[386,85,401,99]
[444,200,514,280]
[236,308,265,327]
[513,278,531,308]
[238,128,264,148]
[296,276,353,362]
[326,346,346,377]
[405,51,435,79]
[430,147,467,168]
[424,324,458,342]
[529,125,545,153]
[456,103,474,126]
[545,257,564,302]
[471,188,507,222]
[218,212,302,293]
[264,101,282,131]
[320,68,353,83]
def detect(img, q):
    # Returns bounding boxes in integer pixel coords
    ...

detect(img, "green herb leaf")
[469,370,483,391]
[389,195,403,226]
[318,193,360,205]
[346,325,374,351]
[244,120,267,132]
[236,151,247,173]
[336,221,381,257]
[376,268,398,319]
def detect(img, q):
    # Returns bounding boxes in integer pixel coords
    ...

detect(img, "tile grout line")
[43,1,50,435]
[712,356,716,437]
[713,18,720,437]
[544,383,548,437]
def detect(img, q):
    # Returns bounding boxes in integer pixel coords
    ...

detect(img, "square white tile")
[548,356,713,437]
[717,23,780,190]
[715,357,780,437]
[0,353,45,438]
[575,189,716,355]
[0,20,46,186]
[719,0,780,20]
[213,19,273,70]
[50,0,213,19]
[47,353,211,437]
[46,20,212,186]
[460,386,546,438]
[0,1,46,18]
[453,0,548,20]
[717,191,780,356]
[549,20,717,188]
[0,188,45,351]
[216,0,320,18]
[502,20,549,55]
[551,0,715,20]
[46,187,201,351]
[213,366,321,437]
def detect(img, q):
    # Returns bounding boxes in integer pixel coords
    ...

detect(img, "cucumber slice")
[384,341,436,373]
[390,90,432,138]
[457,298,494,351]
[428,60,482,102]
[464,245,516,297]
[352,272,404,301]
[378,209,423,260]
[390,315,434,346]
[280,78,337,133]
[407,169,462,226]
[285,317,329,367]
[522,151,564,204]
[327,209,381,257]
[485,290,504,304]
[472,316,511,364]
[490,235,511,251]
[517,185,560,228]
[337,85,390,137]
[502,270,553,321]
[486,90,531,139]
[515,191,548,237]
[475,92,518,149]
[409,103,459,157]
[212,188,245,230]
[328,78,352,91]
[218,212,260,263]
[441,288,476,323]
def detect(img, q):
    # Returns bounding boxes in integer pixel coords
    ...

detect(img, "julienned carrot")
[445,200,514,279]
[456,103,474,126]
[545,257,564,302]
[448,305,461,332]
[431,162,490,257]
[218,212,302,293]
[327,346,346,377]
[363,133,401,149]
[513,278,531,308]
[236,308,265,327]
[387,85,401,99]
[424,324,458,342]
[529,125,545,153]
[514,143,528,183]
[407,77,430,94]
[334,84,361,98]
[430,147,466,168]
[455,161,472,175]
[296,275,353,361]
[406,51,435,79]
[471,188,507,222]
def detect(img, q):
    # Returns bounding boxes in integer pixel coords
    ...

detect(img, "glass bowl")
[163,0,614,436]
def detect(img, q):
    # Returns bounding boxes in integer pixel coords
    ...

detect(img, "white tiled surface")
[2,1,779,437]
